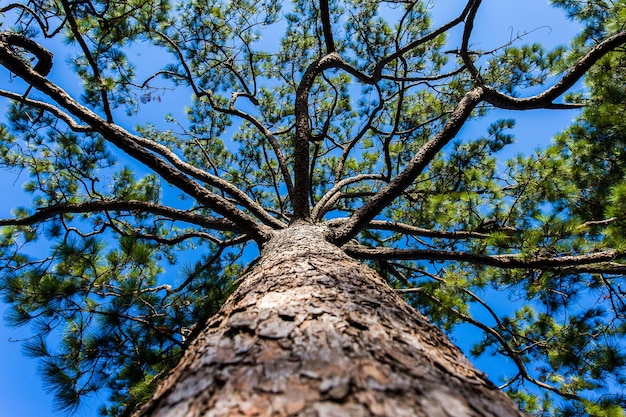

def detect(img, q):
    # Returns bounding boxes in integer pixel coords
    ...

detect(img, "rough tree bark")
[135,224,527,417]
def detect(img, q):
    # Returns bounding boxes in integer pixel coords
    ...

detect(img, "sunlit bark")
[136,224,527,417]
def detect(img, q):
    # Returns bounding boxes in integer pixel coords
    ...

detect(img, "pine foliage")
[0,0,626,415]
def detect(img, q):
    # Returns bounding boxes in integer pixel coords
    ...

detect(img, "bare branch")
[558,263,626,274]
[59,0,114,122]
[576,217,619,229]
[460,0,483,82]
[372,0,479,80]
[109,223,226,247]
[380,66,467,83]
[0,4,49,36]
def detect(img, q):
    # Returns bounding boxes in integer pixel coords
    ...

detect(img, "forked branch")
[372,0,479,80]
[293,52,344,220]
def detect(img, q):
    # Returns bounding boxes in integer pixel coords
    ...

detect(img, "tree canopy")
[1,0,626,416]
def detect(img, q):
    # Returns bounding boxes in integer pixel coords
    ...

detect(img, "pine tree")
[0,0,625,416]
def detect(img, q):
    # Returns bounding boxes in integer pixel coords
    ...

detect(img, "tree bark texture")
[136,224,527,417]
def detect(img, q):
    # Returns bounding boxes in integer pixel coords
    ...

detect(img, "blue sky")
[0,1,582,416]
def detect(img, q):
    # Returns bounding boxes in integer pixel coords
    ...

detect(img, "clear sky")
[0,1,582,416]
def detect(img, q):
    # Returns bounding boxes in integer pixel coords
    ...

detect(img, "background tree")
[0,0,626,416]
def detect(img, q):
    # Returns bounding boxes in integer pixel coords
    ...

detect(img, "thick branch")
[1,34,283,231]
[0,32,52,76]
[460,0,482,82]
[0,36,273,243]
[319,0,335,53]
[484,30,626,109]
[344,243,624,272]
[134,133,285,230]
[291,2,475,87]
[330,87,485,244]
[293,52,343,220]
[364,220,491,239]
[379,66,467,84]
[0,200,241,231]
[331,30,626,244]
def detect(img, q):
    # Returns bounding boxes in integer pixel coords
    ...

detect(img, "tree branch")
[206,96,295,203]
[0,200,241,231]
[0,4,51,37]
[372,0,478,80]
[363,220,491,239]
[154,30,295,212]
[330,87,485,244]
[576,217,618,229]
[312,174,386,222]
[483,30,626,109]
[106,220,226,246]
[0,36,274,243]
[60,0,114,122]
[158,32,294,213]
[0,32,52,76]
[418,289,581,401]
[333,85,384,181]
[460,0,483,82]
[319,0,335,53]
[344,243,625,272]
[331,29,626,245]
[293,52,344,220]
[0,88,92,132]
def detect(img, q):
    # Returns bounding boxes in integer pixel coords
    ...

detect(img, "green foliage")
[1,0,626,415]
[1,226,239,415]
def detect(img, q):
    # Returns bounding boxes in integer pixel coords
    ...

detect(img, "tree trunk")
[136,224,527,417]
